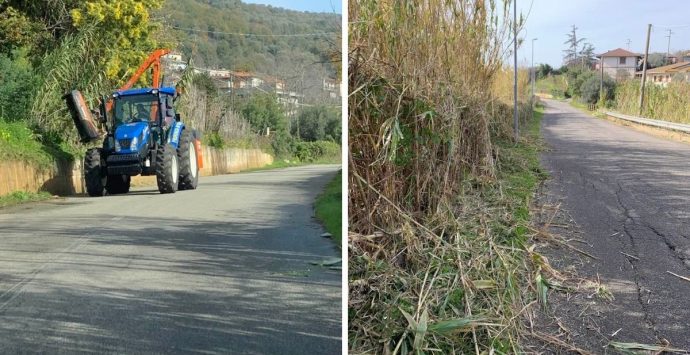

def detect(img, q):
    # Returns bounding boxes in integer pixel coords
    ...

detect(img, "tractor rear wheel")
[84,148,105,197]
[106,175,130,194]
[177,130,199,190]
[155,143,179,194]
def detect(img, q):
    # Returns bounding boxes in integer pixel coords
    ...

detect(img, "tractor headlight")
[129,137,138,151]
[115,139,121,152]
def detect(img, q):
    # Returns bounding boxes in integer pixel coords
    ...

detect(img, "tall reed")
[349,0,522,231]
[615,79,690,123]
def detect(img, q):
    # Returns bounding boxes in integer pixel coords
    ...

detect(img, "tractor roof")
[115,87,176,97]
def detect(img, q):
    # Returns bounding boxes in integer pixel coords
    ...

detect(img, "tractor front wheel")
[155,143,179,194]
[178,130,199,190]
[84,148,105,197]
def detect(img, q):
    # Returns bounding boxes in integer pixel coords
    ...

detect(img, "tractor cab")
[109,87,177,155]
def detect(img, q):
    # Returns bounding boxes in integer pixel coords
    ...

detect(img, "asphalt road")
[540,100,690,349]
[0,165,342,354]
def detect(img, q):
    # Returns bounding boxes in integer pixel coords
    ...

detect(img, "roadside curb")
[604,111,690,134]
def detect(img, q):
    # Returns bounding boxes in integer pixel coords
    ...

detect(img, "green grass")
[536,75,568,98]
[0,190,53,208]
[314,171,342,246]
[0,120,55,169]
[0,119,77,169]
[495,105,548,240]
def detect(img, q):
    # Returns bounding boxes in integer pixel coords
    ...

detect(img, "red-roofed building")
[646,62,690,87]
[595,48,641,80]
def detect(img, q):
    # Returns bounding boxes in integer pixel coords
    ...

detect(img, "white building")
[596,48,641,80]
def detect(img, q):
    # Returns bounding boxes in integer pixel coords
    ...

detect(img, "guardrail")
[604,111,690,134]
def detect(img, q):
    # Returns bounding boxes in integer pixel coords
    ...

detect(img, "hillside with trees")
[158,0,340,100]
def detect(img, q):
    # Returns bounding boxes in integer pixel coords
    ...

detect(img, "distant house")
[208,69,231,78]
[646,62,690,87]
[223,71,263,89]
[595,48,641,80]
[323,78,341,98]
[162,52,187,72]
[163,53,183,62]
[681,52,690,63]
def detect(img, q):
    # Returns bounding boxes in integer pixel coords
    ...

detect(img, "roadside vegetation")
[538,67,690,124]
[615,80,690,124]
[348,1,572,353]
[0,0,341,199]
[0,191,52,208]
[314,171,342,245]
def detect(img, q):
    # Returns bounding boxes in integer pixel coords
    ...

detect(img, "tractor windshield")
[113,94,159,127]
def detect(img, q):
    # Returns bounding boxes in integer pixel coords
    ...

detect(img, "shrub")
[580,75,615,104]
[269,130,294,158]
[292,105,341,142]
[292,140,340,163]
[0,49,38,121]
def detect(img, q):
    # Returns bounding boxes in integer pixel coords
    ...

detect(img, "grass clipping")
[347,0,568,353]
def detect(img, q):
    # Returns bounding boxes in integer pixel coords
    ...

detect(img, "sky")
[242,0,342,14]
[516,0,690,67]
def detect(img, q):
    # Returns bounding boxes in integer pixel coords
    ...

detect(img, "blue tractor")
[64,50,201,196]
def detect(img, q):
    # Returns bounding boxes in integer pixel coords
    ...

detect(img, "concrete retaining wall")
[0,146,273,197]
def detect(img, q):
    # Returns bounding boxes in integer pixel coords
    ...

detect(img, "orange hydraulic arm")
[120,48,171,91]
[106,48,171,111]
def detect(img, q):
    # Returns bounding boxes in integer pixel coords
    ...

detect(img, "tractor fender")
[166,121,185,149]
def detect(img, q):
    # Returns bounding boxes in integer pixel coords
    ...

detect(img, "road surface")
[0,165,341,354]
[540,99,690,349]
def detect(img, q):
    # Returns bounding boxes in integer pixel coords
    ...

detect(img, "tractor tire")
[155,143,179,194]
[106,175,130,194]
[84,148,105,197]
[177,130,199,190]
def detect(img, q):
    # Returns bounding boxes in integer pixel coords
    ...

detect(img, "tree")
[536,63,553,79]
[579,42,595,69]
[645,53,666,69]
[292,105,340,141]
[70,0,165,80]
[580,74,615,104]
[0,48,36,120]
[563,25,585,67]
[564,66,595,98]
[324,115,341,142]
[240,93,287,134]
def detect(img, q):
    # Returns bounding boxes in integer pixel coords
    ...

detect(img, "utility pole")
[639,24,652,116]
[626,39,631,49]
[532,38,537,104]
[513,0,519,142]
[599,54,600,103]
[666,29,674,64]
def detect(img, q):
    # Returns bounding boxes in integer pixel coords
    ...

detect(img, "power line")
[653,23,690,29]
[169,25,338,37]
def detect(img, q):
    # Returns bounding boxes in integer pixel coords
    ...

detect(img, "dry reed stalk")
[347,0,577,353]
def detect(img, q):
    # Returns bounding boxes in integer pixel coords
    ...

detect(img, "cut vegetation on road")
[347,0,577,352]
